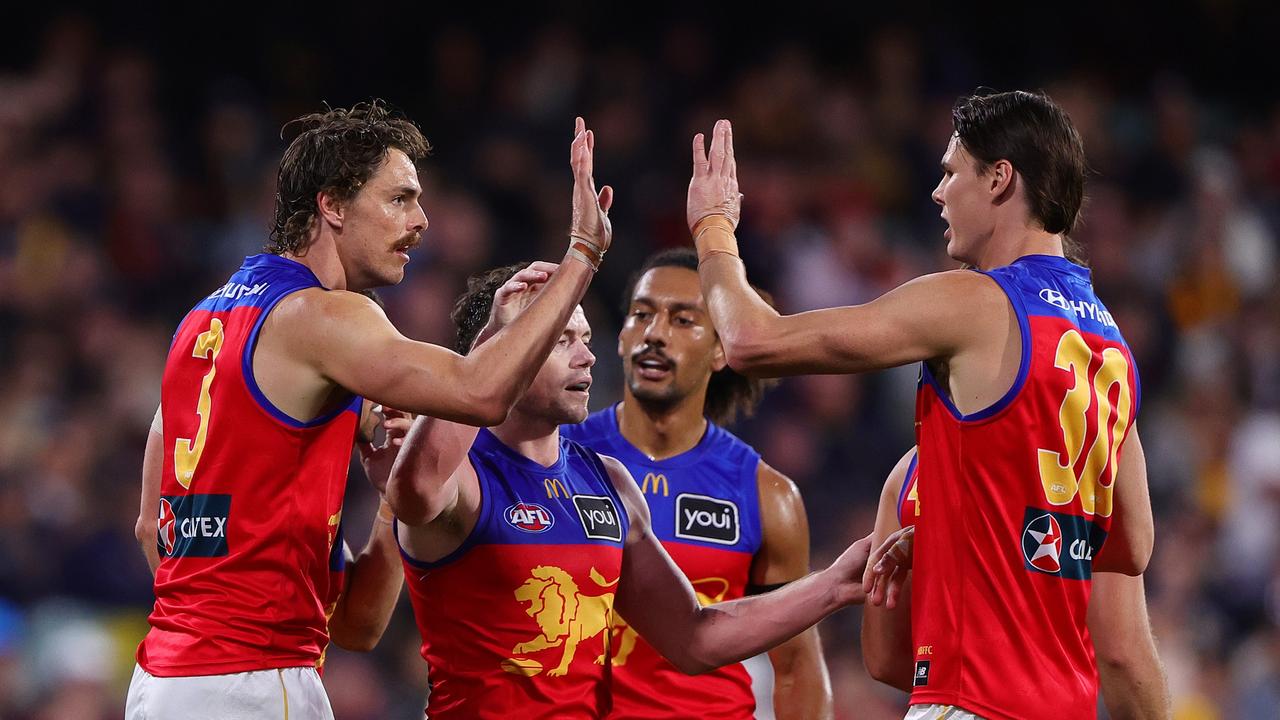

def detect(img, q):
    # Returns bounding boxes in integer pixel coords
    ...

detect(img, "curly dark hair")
[621,248,777,427]
[450,263,528,354]
[267,100,431,255]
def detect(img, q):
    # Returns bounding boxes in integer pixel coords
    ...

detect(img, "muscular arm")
[278,262,593,426]
[687,120,996,378]
[1090,573,1170,719]
[751,462,833,719]
[1093,426,1154,575]
[136,418,163,577]
[386,414,481,529]
[607,456,869,675]
[860,449,916,692]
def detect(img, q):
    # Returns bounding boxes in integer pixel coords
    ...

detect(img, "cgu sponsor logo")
[158,494,232,558]
[1038,288,1118,329]
[675,494,740,545]
[572,495,623,542]
[506,502,555,533]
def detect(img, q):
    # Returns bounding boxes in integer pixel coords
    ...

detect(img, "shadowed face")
[618,266,725,409]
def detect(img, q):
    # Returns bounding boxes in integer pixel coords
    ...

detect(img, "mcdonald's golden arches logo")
[544,477,569,499]
[641,473,669,497]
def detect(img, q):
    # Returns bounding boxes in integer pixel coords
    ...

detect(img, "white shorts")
[905,705,988,720]
[125,664,334,720]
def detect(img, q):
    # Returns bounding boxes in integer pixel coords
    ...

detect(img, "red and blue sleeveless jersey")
[400,429,631,719]
[139,254,360,677]
[563,405,763,719]
[896,450,920,530]
[911,255,1140,719]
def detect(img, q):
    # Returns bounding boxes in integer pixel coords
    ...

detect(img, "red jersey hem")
[909,692,1027,720]
[137,653,318,678]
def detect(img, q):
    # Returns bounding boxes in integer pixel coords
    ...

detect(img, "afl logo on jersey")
[1022,513,1063,573]
[157,498,177,556]
[505,502,555,533]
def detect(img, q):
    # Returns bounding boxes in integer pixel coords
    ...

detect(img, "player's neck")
[616,393,708,461]
[282,232,348,290]
[490,413,561,468]
[976,221,1064,270]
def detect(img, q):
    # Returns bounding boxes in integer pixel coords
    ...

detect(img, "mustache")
[631,346,675,368]
[395,233,421,251]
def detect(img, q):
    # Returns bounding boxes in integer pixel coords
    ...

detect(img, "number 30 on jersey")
[1038,329,1133,518]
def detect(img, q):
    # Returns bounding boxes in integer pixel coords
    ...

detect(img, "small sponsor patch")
[158,494,231,558]
[674,494,740,545]
[1021,507,1107,580]
[506,502,556,533]
[913,660,930,687]
[573,495,623,542]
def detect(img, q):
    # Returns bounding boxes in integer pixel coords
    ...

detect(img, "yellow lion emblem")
[504,566,618,677]
[607,577,730,666]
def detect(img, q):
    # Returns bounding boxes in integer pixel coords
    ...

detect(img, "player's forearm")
[138,427,163,577]
[669,569,850,675]
[1098,652,1171,720]
[769,630,834,720]
[860,604,915,692]
[460,256,594,423]
[330,506,403,652]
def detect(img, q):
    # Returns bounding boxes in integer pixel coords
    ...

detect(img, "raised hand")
[687,119,742,231]
[569,116,614,253]
[478,261,559,345]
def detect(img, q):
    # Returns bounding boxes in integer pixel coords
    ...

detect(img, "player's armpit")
[703,269,1003,377]
[1093,426,1154,575]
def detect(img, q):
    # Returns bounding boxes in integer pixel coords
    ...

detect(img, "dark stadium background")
[1,4,1278,717]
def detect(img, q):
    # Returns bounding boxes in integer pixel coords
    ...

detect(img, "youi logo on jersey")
[675,493,740,545]
[505,502,555,533]
[158,494,232,558]
[1020,507,1107,580]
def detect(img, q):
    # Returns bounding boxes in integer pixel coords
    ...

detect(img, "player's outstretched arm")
[751,462,834,720]
[328,406,412,652]
[860,448,917,692]
[605,456,870,675]
[135,406,163,577]
[283,118,613,425]
[1090,573,1171,720]
[1093,425,1154,575]
[687,120,1002,377]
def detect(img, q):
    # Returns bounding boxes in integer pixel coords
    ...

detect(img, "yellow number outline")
[174,317,225,489]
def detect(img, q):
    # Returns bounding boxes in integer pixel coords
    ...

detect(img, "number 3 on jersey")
[174,318,225,488]
[1037,329,1133,518]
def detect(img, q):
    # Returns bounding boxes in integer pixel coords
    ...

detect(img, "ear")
[617,332,626,361]
[316,190,345,231]
[989,159,1016,202]
[711,337,728,373]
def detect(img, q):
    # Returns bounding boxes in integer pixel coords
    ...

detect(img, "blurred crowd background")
[1,5,1278,719]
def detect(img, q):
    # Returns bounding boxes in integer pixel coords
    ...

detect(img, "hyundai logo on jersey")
[573,495,623,542]
[158,494,232,557]
[505,502,555,533]
[675,493,740,545]
[1021,507,1106,580]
